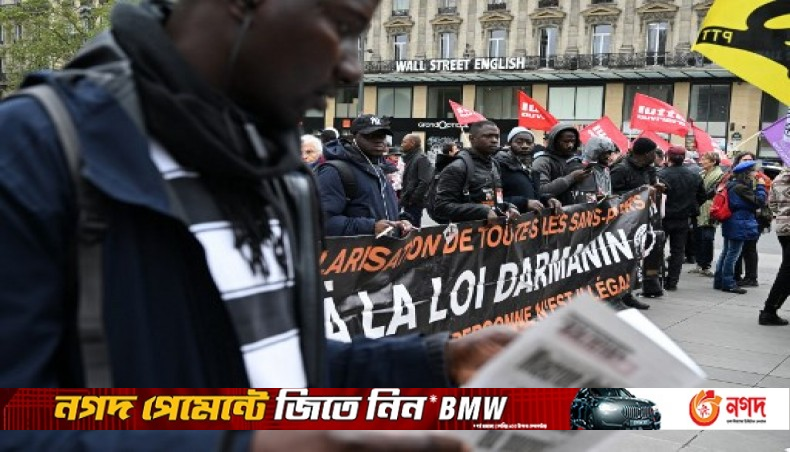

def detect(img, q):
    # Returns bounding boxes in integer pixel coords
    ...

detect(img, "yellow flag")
[692,0,790,106]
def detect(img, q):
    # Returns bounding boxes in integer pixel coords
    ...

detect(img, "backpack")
[424,151,476,223]
[318,160,358,201]
[710,182,732,222]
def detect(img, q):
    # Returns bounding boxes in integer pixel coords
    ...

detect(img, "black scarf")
[111,2,303,273]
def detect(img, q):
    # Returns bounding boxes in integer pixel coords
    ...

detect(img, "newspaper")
[457,294,706,451]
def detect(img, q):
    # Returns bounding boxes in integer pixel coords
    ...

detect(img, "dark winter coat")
[400,147,432,208]
[434,149,502,222]
[316,140,400,236]
[493,150,547,213]
[610,156,658,195]
[722,178,767,241]
[532,123,583,205]
[658,165,706,220]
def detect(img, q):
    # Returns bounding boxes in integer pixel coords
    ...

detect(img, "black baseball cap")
[351,114,393,136]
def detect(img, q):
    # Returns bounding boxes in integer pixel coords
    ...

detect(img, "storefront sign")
[394,57,529,73]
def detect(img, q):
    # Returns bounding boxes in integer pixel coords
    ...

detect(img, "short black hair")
[468,120,498,136]
[441,142,457,155]
[319,129,337,143]
[631,137,657,155]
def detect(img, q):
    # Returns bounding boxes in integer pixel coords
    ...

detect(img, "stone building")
[302,0,786,161]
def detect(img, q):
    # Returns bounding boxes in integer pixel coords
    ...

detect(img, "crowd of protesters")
[311,116,788,323]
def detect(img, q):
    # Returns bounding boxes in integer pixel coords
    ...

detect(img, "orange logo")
[689,390,723,426]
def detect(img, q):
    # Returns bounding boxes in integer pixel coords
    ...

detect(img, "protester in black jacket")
[494,127,561,214]
[434,121,519,224]
[608,137,666,310]
[659,146,706,290]
[400,134,432,227]
[533,123,590,205]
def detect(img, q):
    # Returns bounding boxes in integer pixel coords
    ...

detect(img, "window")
[689,84,730,140]
[475,86,532,119]
[758,93,789,160]
[439,0,456,7]
[303,109,324,118]
[539,27,558,67]
[622,84,673,132]
[548,86,604,123]
[591,24,612,65]
[393,0,409,14]
[377,87,412,118]
[0,25,4,45]
[427,86,463,118]
[334,87,359,118]
[439,32,456,59]
[13,24,22,42]
[393,34,408,60]
[646,21,668,65]
[488,29,507,57]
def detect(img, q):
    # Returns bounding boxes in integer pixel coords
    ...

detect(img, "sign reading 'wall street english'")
[321,188,653,341]
[394,57,530,73]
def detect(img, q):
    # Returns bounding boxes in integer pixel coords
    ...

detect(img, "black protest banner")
[321,188,652,340]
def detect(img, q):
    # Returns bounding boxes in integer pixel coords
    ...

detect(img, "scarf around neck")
[111,1,304,273]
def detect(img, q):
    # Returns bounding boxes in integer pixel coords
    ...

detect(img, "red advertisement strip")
[0,388,578,431]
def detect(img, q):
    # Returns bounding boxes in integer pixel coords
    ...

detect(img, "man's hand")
[446,325,519,386]
[526,200,544,213]
[252,431,470,452]
[374,220,398,237]
[569,169,590,183]
[395,219,415,235]
[547,198,563,215]
[653,182,667,194]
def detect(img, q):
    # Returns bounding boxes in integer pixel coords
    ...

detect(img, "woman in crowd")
[732,151,771,286]
[714,161,767,294]
[690,152,725,277]
[760,166,790,325]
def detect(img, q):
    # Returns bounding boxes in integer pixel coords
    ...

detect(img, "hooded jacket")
[722,176,767,241]
[317,139,400,236]
[434,149,503,222]
[658,164,706,221]
[532,123,583,205]
[0,5,450,448]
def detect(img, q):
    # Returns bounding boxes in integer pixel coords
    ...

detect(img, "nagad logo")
[689,390,723,427]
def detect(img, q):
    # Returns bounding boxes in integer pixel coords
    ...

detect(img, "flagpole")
[730,130,762,152]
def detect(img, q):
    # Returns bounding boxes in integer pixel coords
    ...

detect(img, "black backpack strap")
[457,151,476,196]
[9,85,111,387]
[321,160,358,201]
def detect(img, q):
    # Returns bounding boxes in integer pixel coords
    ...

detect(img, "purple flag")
[763,116,790,166]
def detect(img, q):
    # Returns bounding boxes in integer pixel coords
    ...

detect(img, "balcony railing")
[363,51,714,74]
[538,0,559,7]
[487,2,508,11]
[591,0,614,4]
[391,9,410,16]
[438,6,458,14]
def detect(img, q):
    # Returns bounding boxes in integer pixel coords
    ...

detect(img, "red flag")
[636,130,672,153]
[448,100,487,126]
[690,122,715,154]
[517,91,558,131]
[580,116,629,153]
[630,93,689,136]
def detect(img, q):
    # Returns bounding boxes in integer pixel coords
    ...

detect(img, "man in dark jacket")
[400,134,432,227]
[533,123,590,205]
[659,146,706,291]
[609,137,666,310]
[317,114,413,237]
[0,0,516,450]
[434,121,519,223]
[494,126,561,213]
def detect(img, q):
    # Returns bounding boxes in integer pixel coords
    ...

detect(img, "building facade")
[303,0,787,162]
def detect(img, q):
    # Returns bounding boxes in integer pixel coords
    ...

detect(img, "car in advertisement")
[570,388,661,430]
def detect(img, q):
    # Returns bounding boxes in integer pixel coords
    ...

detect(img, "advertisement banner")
[630,94,690,137]
[321,189,652,341]
[518,91,558,131]
[580,116,630,153]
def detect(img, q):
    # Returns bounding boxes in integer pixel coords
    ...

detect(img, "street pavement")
[604,231,790,451]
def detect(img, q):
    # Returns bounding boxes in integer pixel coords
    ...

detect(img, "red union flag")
[636,130,672,152]
[580,116,629,152]
[630,93,689,136]
[448,100,487,125]
[518,91,558,131]
[690,123,716,154]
